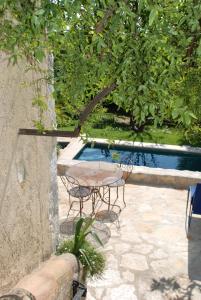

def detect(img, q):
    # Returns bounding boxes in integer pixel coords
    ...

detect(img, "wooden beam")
[18,128,78,137]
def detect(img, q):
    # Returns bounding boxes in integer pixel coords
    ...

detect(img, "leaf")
[197,40,201,57]
[149,7,158,26]
[34,49,45,62]
[138,0,143,13]
[79,248,93,270]
[82,217,94,237]
[184,112,191,126]
[73,218,85,255]
[149,104,155,116]
[188,112,197,119]
[32,120,45,133]
[91,231,104,247]
[32,96,47,113]
[36,9,45,15]
[97,10,104,18]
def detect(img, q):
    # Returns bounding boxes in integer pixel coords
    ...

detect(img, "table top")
[66,161,123,187]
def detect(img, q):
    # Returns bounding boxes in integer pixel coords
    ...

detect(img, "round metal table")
[66,161,123,188]
[66,161,123,224]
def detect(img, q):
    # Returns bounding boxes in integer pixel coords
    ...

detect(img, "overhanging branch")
[74,82,117,135]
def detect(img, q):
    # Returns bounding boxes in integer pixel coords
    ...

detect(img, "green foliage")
[59,123,187,146]
[56,144,62,156]
[0,0,201,132]
[57,239,105,278]
[32,120,45,133]
[56,217,105,279]
[185,126,201,146]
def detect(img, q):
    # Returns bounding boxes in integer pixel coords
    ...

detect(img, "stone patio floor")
[58,178,201,300]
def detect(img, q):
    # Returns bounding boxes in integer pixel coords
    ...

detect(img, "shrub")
[56,217,106,279]
[57,239,105,279]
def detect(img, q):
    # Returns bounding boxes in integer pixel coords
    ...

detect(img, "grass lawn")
[59,126,189,146]
[85,126,187,145]
[59,113,200,146]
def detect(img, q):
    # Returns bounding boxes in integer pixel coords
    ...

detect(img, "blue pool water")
[74,143,201,172]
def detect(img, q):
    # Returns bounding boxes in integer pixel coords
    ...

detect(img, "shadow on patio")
[150,216,201,300]
[58,180,201,300]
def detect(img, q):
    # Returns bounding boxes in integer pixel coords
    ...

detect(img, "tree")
[0,0,200,134]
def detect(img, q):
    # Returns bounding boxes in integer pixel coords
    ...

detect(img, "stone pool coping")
[87,137,201,154]
[57,137,201,189]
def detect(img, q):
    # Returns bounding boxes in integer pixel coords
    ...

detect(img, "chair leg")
[188,204,193,228]
[91,192,95,215]
[122,185,126,208]
[67,201,74,219]
[108,188,111,211]
[185,188,192,238]
[110,185,125,213]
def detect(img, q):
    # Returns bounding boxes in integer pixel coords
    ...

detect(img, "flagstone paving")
[58,179,201,300]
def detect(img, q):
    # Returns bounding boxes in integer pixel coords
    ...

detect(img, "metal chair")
[60,174,92,218]
[106,155,134,211]
[186,183,201,237]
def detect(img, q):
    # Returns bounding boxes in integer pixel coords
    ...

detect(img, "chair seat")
[69,186,91,198]
[108,178,125,187]
[189,184,201,214]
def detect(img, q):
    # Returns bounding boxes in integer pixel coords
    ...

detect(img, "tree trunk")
[74,82,117,135]
[130,115,145,132]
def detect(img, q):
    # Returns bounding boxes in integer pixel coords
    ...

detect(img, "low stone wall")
[57,159,201,190]
[129,167,201,189]
[0,254,78,300]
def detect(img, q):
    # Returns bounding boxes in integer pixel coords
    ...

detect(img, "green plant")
[56,217,106,280]
[1,1,201,134]
[56,144,62,156]
[184,126,201,146]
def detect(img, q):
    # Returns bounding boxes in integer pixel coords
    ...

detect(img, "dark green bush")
[57,239,105,279]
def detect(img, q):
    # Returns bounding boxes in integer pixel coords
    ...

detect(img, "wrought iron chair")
[105,155,134,211]
[186,183,201,237]
[60,174,92,218]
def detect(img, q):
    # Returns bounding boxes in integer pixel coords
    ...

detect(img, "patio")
[58,179,201,300]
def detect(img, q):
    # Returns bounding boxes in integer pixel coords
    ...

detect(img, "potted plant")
[56,217,106,297]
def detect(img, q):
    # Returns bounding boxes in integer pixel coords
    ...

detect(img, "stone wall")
[0,53,59,294]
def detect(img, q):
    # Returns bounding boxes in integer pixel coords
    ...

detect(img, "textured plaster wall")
[0,53,59,293]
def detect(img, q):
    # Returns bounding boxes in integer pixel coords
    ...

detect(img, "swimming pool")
[74,143,201,172]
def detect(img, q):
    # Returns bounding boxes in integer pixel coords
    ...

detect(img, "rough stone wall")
[0,53,59,294]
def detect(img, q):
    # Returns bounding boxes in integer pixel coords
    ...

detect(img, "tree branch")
[95,7,115,34]
[74,82,117,135]
[185,18,201,60]
[95,1,129,34]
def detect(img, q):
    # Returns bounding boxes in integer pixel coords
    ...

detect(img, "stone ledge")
[0,288,35,299]
[57,137,201,189]
[5,254,78,300]
[87,137,201,154]
[57,160,201,189]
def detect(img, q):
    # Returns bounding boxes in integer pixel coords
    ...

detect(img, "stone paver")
[58,179,201,300]
[120,253,149,271]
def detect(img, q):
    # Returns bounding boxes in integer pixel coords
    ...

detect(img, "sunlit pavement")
[58,178,201,300]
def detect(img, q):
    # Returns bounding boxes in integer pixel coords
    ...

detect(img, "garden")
[1,0,201,299]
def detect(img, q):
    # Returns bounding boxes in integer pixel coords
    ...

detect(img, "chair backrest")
[192,183,201,215]
[60,174,80,193]
[119,154,134,181]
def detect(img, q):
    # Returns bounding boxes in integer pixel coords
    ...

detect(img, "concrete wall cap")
[13,254,78,300]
